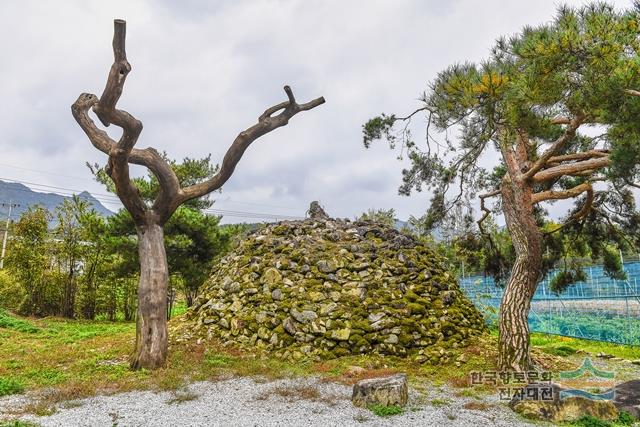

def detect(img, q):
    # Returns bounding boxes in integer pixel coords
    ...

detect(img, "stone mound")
[186,216,486,362]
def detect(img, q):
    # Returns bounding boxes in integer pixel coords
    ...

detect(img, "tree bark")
[131,219,168,370]
[498,176,543,371]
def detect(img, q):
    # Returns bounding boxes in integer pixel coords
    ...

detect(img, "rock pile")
[186,215,486,362]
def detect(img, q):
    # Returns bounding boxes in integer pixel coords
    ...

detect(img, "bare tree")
[72,19,325,369]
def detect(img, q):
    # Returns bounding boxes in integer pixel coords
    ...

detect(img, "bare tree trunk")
[62,263,76,318]
[131,220,168,370]
[498,177,543,371]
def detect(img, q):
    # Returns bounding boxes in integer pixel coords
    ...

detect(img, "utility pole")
[0,202,19,269]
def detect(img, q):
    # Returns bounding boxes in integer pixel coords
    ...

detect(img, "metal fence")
[459,261,640,346]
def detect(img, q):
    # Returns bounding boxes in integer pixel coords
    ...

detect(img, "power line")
[0,162,302,212]
[0,176,305,221]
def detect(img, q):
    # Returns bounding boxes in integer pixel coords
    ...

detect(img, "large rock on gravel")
[181,205,486,362]
[510,383,618,423]
[612,380,640,418]
[351,374,408,407]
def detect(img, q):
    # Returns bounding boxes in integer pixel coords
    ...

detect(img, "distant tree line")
[0,196,242,320]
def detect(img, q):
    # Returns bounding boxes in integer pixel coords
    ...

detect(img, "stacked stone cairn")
[186,206,486,363]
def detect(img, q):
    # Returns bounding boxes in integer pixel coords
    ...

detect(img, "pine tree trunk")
[498,177,543,371]
[130,221,168,370]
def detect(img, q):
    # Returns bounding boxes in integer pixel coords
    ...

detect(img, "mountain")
[0,180,113,222]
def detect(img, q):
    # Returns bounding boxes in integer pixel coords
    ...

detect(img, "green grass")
[368,404,404,417]
[567,411,637,427]
[0,309,638,417]
[0,377,24,396]
[0,421,41,427]
[530,332,640,360]
[0,310,38,333]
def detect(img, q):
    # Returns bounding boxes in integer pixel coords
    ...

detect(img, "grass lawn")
[0,309,638,417]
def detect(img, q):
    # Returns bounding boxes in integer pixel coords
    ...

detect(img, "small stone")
[331,328,351,341]
[329,291,341,302]
[229,299,242,312]
[352,374,408,407]
[218,318,230,329]
[271,289,283,301]
[320,302,338,315]
[385,334,399,344]
[346,366,367,377]
[456,353,469,363]
[309,291,326,302]
[358,270,371,278]
[262,267,282,285]
[317,259,338,273]
[368,312,385,323]
[283,317,297,335]
[269,333,279,345]
[291,309,318,324]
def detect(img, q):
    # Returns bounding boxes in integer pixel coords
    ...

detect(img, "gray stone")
[384,334,399,344]
[510,383,618,423]
[368,312,385,324]
[317,260,338,273]
[612,379,640,418]
[283,317,297,335]
[352,374,408,407]
[291,309,318,324]
[271,289,283,301]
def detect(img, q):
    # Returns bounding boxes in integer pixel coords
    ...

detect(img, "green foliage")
[0,377,24,396]
[0,309,38,333]
[165,207,231,306]
[88,155,219,210]
[616,411,636,426]
[542,345,577,357]
[6,206,60,316]
[602,246,627,280]
[0,270,23,311]
[549,268,587,295]
[358,208,396,227]
[368,404,404,417]
[362,2,640,289]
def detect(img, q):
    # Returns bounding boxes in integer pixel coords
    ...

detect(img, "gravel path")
[1,377,534,427]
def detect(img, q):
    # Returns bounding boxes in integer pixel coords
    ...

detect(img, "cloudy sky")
[0,0,632,223]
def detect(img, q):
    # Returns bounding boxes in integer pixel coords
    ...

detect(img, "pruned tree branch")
[532,156,610,183]
[546,149,609,165]
[523,113,585,180]
[532,182,591,204]
[179,86,325,205]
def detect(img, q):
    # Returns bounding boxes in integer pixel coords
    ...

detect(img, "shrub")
[369,404,404,417]
[0,270,24,312]
[617,411,636,426]
[0,377,25,397]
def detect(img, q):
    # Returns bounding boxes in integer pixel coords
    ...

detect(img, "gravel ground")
[1,377,534,427]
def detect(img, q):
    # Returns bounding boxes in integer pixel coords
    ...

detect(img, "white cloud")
[0,0,632,223]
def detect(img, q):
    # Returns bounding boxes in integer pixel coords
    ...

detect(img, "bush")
[0,270,24,312]
[0,377,24,397]
[369,404,404,417]
[617,411,636,426]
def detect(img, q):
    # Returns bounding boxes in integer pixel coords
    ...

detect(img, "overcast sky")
[0,0,632,223]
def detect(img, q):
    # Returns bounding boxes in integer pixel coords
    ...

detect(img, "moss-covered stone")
[184,216,486,361]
